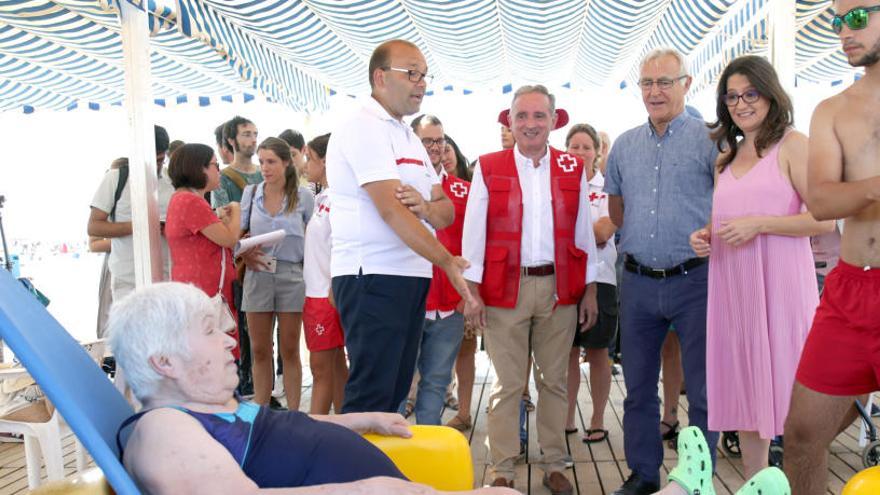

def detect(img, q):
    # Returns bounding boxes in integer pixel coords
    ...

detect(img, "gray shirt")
[240,183,315,263]
[604,111,717,267]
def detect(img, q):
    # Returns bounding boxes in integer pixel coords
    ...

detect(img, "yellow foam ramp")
[364,425,473,491]
[844,466,880,495]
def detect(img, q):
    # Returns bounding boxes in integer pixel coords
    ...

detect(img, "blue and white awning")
[0,0,860,113]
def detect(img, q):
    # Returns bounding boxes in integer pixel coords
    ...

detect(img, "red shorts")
[302,297,345,352]
[796,260,880,396]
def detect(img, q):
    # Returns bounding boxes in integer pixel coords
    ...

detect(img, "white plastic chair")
[0,395,84,489]
[0,340,104,489]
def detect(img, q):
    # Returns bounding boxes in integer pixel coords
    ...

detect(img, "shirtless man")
[784,1,880,493]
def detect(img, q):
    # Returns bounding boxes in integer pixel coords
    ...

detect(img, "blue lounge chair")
[0,270,139,494]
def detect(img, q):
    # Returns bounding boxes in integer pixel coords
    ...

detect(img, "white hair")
[107,282,209,401]
[640,48,690,77]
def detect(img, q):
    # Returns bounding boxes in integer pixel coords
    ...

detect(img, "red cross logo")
[450,182,468,198]
[319,203,330,214]
[557,154,577,173]
[588,192,605,202]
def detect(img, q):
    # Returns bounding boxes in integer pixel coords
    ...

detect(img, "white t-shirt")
[326,96,440,278]
[90,168,174,285]
[304,189,332,298]
[588,171,617,286]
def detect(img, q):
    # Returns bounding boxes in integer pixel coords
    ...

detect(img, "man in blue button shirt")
[603,48,718,495]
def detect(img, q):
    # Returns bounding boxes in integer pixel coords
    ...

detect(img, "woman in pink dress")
[165,143,242,358]
[689,55,834,481]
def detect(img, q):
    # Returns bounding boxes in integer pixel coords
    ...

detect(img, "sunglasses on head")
[831,5,880,34]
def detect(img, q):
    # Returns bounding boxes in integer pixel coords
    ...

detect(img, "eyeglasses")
[383,67,433,84]
[638,75,688,90]
[831,5,880,34]
[721,88,761,107]
[421,138,446,148]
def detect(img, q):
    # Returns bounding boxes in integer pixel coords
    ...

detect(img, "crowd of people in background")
[91,3,880,493]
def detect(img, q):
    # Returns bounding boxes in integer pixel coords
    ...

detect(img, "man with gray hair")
[603,48,718,494]
[463,85,599,494]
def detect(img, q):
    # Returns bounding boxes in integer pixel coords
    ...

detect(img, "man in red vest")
[463,85,599,494]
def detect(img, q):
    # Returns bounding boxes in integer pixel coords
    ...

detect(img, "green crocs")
[735,467,790,495]
[667,426,716,495]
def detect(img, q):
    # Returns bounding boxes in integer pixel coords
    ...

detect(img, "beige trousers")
[483,274,577,479]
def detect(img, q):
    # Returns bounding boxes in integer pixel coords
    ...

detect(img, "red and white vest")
[479,147,588,308]
[426,173,470,312]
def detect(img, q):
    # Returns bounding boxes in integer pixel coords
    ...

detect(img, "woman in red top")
[165,143,242,357]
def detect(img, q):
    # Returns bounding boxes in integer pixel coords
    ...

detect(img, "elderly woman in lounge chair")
[108,282,513,494]
[108,282,788,495]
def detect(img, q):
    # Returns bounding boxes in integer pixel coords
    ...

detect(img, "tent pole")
[769,0,797,93]
[119,1,162,289]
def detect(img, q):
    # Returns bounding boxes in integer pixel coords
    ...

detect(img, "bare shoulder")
[124,408,256,495]
[814,90,851,123]
[782,130,808,150]
[125,408,203,464]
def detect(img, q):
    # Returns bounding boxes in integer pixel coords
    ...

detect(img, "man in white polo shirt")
[326,39,472,414]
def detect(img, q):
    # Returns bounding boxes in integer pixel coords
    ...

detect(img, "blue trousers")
[408,312,465,425]
[333,273,430,413]
[619,262,717,484]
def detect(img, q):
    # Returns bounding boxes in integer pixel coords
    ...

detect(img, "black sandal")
[660,420,680,441]
[582,428,608,443]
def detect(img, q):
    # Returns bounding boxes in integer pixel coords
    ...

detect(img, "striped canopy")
[0,0,857,113]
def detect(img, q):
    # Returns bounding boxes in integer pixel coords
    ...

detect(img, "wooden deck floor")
[0,352,872,494]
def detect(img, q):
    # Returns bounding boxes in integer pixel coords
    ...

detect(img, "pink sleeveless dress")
[706,137,819,439]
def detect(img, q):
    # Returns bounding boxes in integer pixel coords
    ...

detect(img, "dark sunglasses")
[831,5,880,34]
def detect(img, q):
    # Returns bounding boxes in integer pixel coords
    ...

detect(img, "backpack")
[109,165,129,221]
[222,167,248,194]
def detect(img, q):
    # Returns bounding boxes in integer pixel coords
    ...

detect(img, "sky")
[0,78,842,244]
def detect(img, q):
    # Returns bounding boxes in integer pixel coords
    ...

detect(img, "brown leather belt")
[521,264,555,277]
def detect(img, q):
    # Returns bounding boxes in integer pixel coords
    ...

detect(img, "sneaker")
[768,437,784,469]
[562,454,574,469]
[271,374,284,398]
[268,396,286,410]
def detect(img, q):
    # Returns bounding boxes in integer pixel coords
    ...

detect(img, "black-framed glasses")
[721,88,761,107]
[831,5,880,34]
[383,66,433,84]
[420,138,446,148]
[638,75,688,90]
